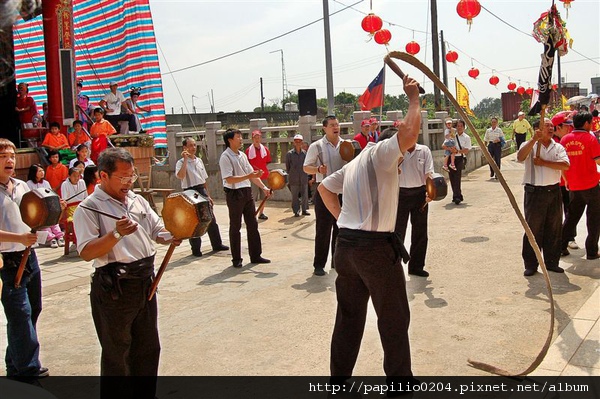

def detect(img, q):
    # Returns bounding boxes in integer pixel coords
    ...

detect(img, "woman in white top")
[61,167,88,205]
[26,164,65,248]
[484,117,506,179]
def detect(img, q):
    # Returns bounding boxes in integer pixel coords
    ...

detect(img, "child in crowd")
[26,164,65,248]
[41,121,69,152]
[45,150,69,192]
[442,120,457,171]
[61,167,87,221]
[69,144,95,169]
[68,120,91,150]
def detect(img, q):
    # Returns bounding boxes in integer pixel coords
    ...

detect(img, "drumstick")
[384,54,426,94]
[65,189,87,203]
[255,189,272,217]
[79,204,122,220]
[148,242,176,301]
[14,245,31,288]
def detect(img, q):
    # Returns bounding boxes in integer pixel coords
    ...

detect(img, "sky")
[149,0,600,114]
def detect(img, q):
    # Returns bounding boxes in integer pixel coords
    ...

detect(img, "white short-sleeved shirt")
[102,90,127,116]
[69,158,95,169]
[321,137,403,232]
[73,187,164,267]
[0,179,32,252]
[455,132,472,157]
[304,135,346,183]
[61,179,88,203]
[26,180,51,191]
[484,127,504,143]
[219,147,254,189]
[519,140,569,186]
[176,157,208,189]
[398,144,434,188]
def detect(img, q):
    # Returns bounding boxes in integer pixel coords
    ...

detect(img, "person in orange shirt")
[90,108,116,138]
[45,150,68,192]
[41,122,69,152]
[68,120,91,150]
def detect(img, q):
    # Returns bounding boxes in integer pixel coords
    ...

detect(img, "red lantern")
[507,82,517,91]
[374,29,392,45]
[361,13,383,34]
[552,84,558,91]
[525,87,534,97]
[468,67,479,79]
[517,86,526,95]
[456,0,482,29]
[405,41,420,55]
[489,75,499,86]
[445,50,458,63]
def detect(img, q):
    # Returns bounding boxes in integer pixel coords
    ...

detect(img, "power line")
[161,0,364,76]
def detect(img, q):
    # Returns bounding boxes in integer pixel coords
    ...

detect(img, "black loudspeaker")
[298,89,317,116]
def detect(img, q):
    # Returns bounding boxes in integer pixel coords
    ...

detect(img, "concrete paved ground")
[1,153,598,377]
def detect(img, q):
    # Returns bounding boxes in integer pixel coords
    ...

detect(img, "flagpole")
[379,62,385,125]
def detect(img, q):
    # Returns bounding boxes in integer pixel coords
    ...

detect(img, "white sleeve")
[321,165,345,194]
[219,153,234,179]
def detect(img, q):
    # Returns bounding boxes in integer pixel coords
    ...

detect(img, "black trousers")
[331,231,412,378]
[90,269,159,399]
[515,133,526,151]
[561,185,576,242]
[488,142,502,176]
[313,187,340,269]
[225,187,262,262]
[105,113,137,132]
[448,156,465,202]
[394,186,428,272]
[522,184,563,270]
[561,185,600,257]
[187,185,224,254]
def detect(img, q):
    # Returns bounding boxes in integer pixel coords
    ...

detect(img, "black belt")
[1,250,26,268]
[337,228,410,264]
[224,187,251,193]
[186,184,205,191]
[399,185,426,193]
[525,183,560,193]
[94,255,155,300]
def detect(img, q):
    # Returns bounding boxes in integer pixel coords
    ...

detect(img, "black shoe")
[37,367,49,378]
[314,268,326,276]
[523,269,537,276]
[546,265,565,273]
[192,251,203,257]
[453,199,461,205]
[408,269,429,277]
[294,212,300,217]
[251,257,271,264]
[586,253,600,260]
[561,249,570,257]
[213,245,229,251]
[258,214,268,220]
[490,172,494,178]
[232,259,243,268]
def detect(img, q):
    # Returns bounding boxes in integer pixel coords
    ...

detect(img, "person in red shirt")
[15,82,37,126]
[68,120,91,149]
[353,119,374,149]
[41,122,70,151]
[560,111,600,260]
[45,150,69,192]
[245,130,271,220]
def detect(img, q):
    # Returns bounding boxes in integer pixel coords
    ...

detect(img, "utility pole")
[440,30,449,109]
[270,49,288,107]
[208,89,215,113]
[322,0,335,115]
[260,77,265,112]
[192,94,198,114]
[430,0,441,111]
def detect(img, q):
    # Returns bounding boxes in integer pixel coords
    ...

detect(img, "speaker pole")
[260,77,265,112]
[322,0,334,115]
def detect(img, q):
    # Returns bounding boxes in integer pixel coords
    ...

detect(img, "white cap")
[518,111,524,116]
[293,134,303,141]
[109,81,118,86]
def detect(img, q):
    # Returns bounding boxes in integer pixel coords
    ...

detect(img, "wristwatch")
[112,230,123,240]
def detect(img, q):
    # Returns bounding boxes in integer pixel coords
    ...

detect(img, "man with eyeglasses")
[303,115,346,276]
[176,137,228,257]
[0,138,50,378]
[73,147,181,398]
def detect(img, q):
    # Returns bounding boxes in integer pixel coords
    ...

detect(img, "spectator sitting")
[99,81,137,133]
[26,164,65,248]
[69,144,95,169]
[15,82,37,127]
[90,107,116,163]
[41,122,70,152]
[69,120,91,150]
[125,87,151,133]
[60,167,88,221]
[71,160,85,179]
[45,150,69,192]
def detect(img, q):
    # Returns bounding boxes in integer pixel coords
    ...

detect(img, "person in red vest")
[353,120,374,149]
[245,130,271,220]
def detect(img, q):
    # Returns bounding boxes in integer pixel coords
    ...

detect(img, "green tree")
[473,97,502,120]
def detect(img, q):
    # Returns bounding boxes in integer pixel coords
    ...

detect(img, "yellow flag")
[455,79,474,116]
[561,95,569,110]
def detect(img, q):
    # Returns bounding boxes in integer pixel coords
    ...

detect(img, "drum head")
[267,169,288,190]
[162,190,212,239]
[339,140,361,162]
[426,173,448,201]
[20,188,62,229]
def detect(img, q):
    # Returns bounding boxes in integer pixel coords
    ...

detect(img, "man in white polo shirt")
[99,81,137,133]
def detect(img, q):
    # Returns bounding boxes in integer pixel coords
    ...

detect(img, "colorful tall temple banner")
[13,0,166,145]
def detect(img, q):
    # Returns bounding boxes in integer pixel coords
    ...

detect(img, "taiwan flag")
[358,67,385,111]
